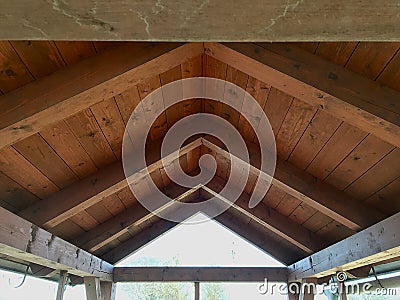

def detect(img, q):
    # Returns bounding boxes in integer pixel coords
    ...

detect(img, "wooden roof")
[0,41,399,266]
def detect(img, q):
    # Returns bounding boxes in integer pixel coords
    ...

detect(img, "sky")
[0,213,328,299]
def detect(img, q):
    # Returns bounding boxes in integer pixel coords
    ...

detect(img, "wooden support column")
[56,270,68,300]
[287,282,301,300]
[84,277,101,300]
[100,282,116,300]
[195,282,200,300]
[299,278,317,300]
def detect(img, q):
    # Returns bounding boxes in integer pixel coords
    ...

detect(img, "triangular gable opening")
[117,212,285,268]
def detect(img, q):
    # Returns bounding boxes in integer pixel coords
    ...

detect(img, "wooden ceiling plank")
[204,55,227,117]
[40,120,98,179]
[90,97,126,160]
[0,42,203,149]
[13,133,78,189]
[204,42,400,148]
[0,206,113,280]
[377,49,400,92]
[202,137,384,230]
[306,123,368,180]
[0,41,34,93]
[19,138,202,229]
[315,42,358,67]
[288,211,400,281]
[54,41,97,65]
[10,41,66,78]
[181,55,203,116]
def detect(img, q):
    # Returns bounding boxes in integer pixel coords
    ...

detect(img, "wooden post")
[84,277,101,300]
[299,278,317,300]
[287,282,301,300]
[56,270,68,300]
[100,282,116,300]
[195,282,200,300]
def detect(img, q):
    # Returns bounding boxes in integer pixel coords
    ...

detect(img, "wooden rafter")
[202,137,384,230]
[0,42,203,149]
[288,211,400,281]
[204,42,400,148]
[0,206,113,280]
[19,138,202,229]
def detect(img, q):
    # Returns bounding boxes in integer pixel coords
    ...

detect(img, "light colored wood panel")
[262,87,293,137]
[40,121,98,179]
[204,55,227,117]
[288,203,318,225]
[326,135,394,190]
[115,186,137,209]
[238,77,270,142]
[65,109,116,168]
[345,42,400,80]
[262,185,287,209]
[101,193,126,216]
[345,148,400,200]
[86,202,113,224]
[13,133,78,189]
[302,212,334,233]
[181,55,202,116]
[275,98,317,160]
[0,41,34,93]
[306,123,368,180]
[288,110,342,170]
[137,75,167,141]
[70,210,99,232]
[10,41,65,78]
[0,146,58,198]
[91,97,126,160]
[222,65,248,127]
[114,86,142,125]
[160,64,183,129]
[55,41,96,65]
[274,194,301,217]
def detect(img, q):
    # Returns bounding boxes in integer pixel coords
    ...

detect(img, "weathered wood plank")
[0,42,203,149]
[0,206,113,280]
[1,2,399,41]
[288,211,400,281]
[204,42,400,148]
[113,267,288,282]
[84,277,101,300]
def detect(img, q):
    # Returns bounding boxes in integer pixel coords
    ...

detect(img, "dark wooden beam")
[203,178,331,254]
[113,266,288,282]
[204,42,400,148]
[0,206,113,280]
[74,186,200,252]
[0,42,203,149]
[19,138,201,229]
[288,211,400,281]
[102,217,179,264]
[1,2,399,41]
[202,137,384,230]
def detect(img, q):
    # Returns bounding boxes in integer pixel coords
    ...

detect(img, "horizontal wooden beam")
[288,211,400,281]
[204,42,400,148]
[19,138,202,229]
[0,206,113,280]
[113,266,288,282]
[202,137,384,230]
[0,42,203,149]
[1,2,399,41]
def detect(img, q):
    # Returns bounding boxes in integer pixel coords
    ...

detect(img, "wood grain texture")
[1,1,400,41]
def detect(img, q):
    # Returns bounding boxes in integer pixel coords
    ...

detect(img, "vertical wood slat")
[84,277,101,300]
[56,270,68,300]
